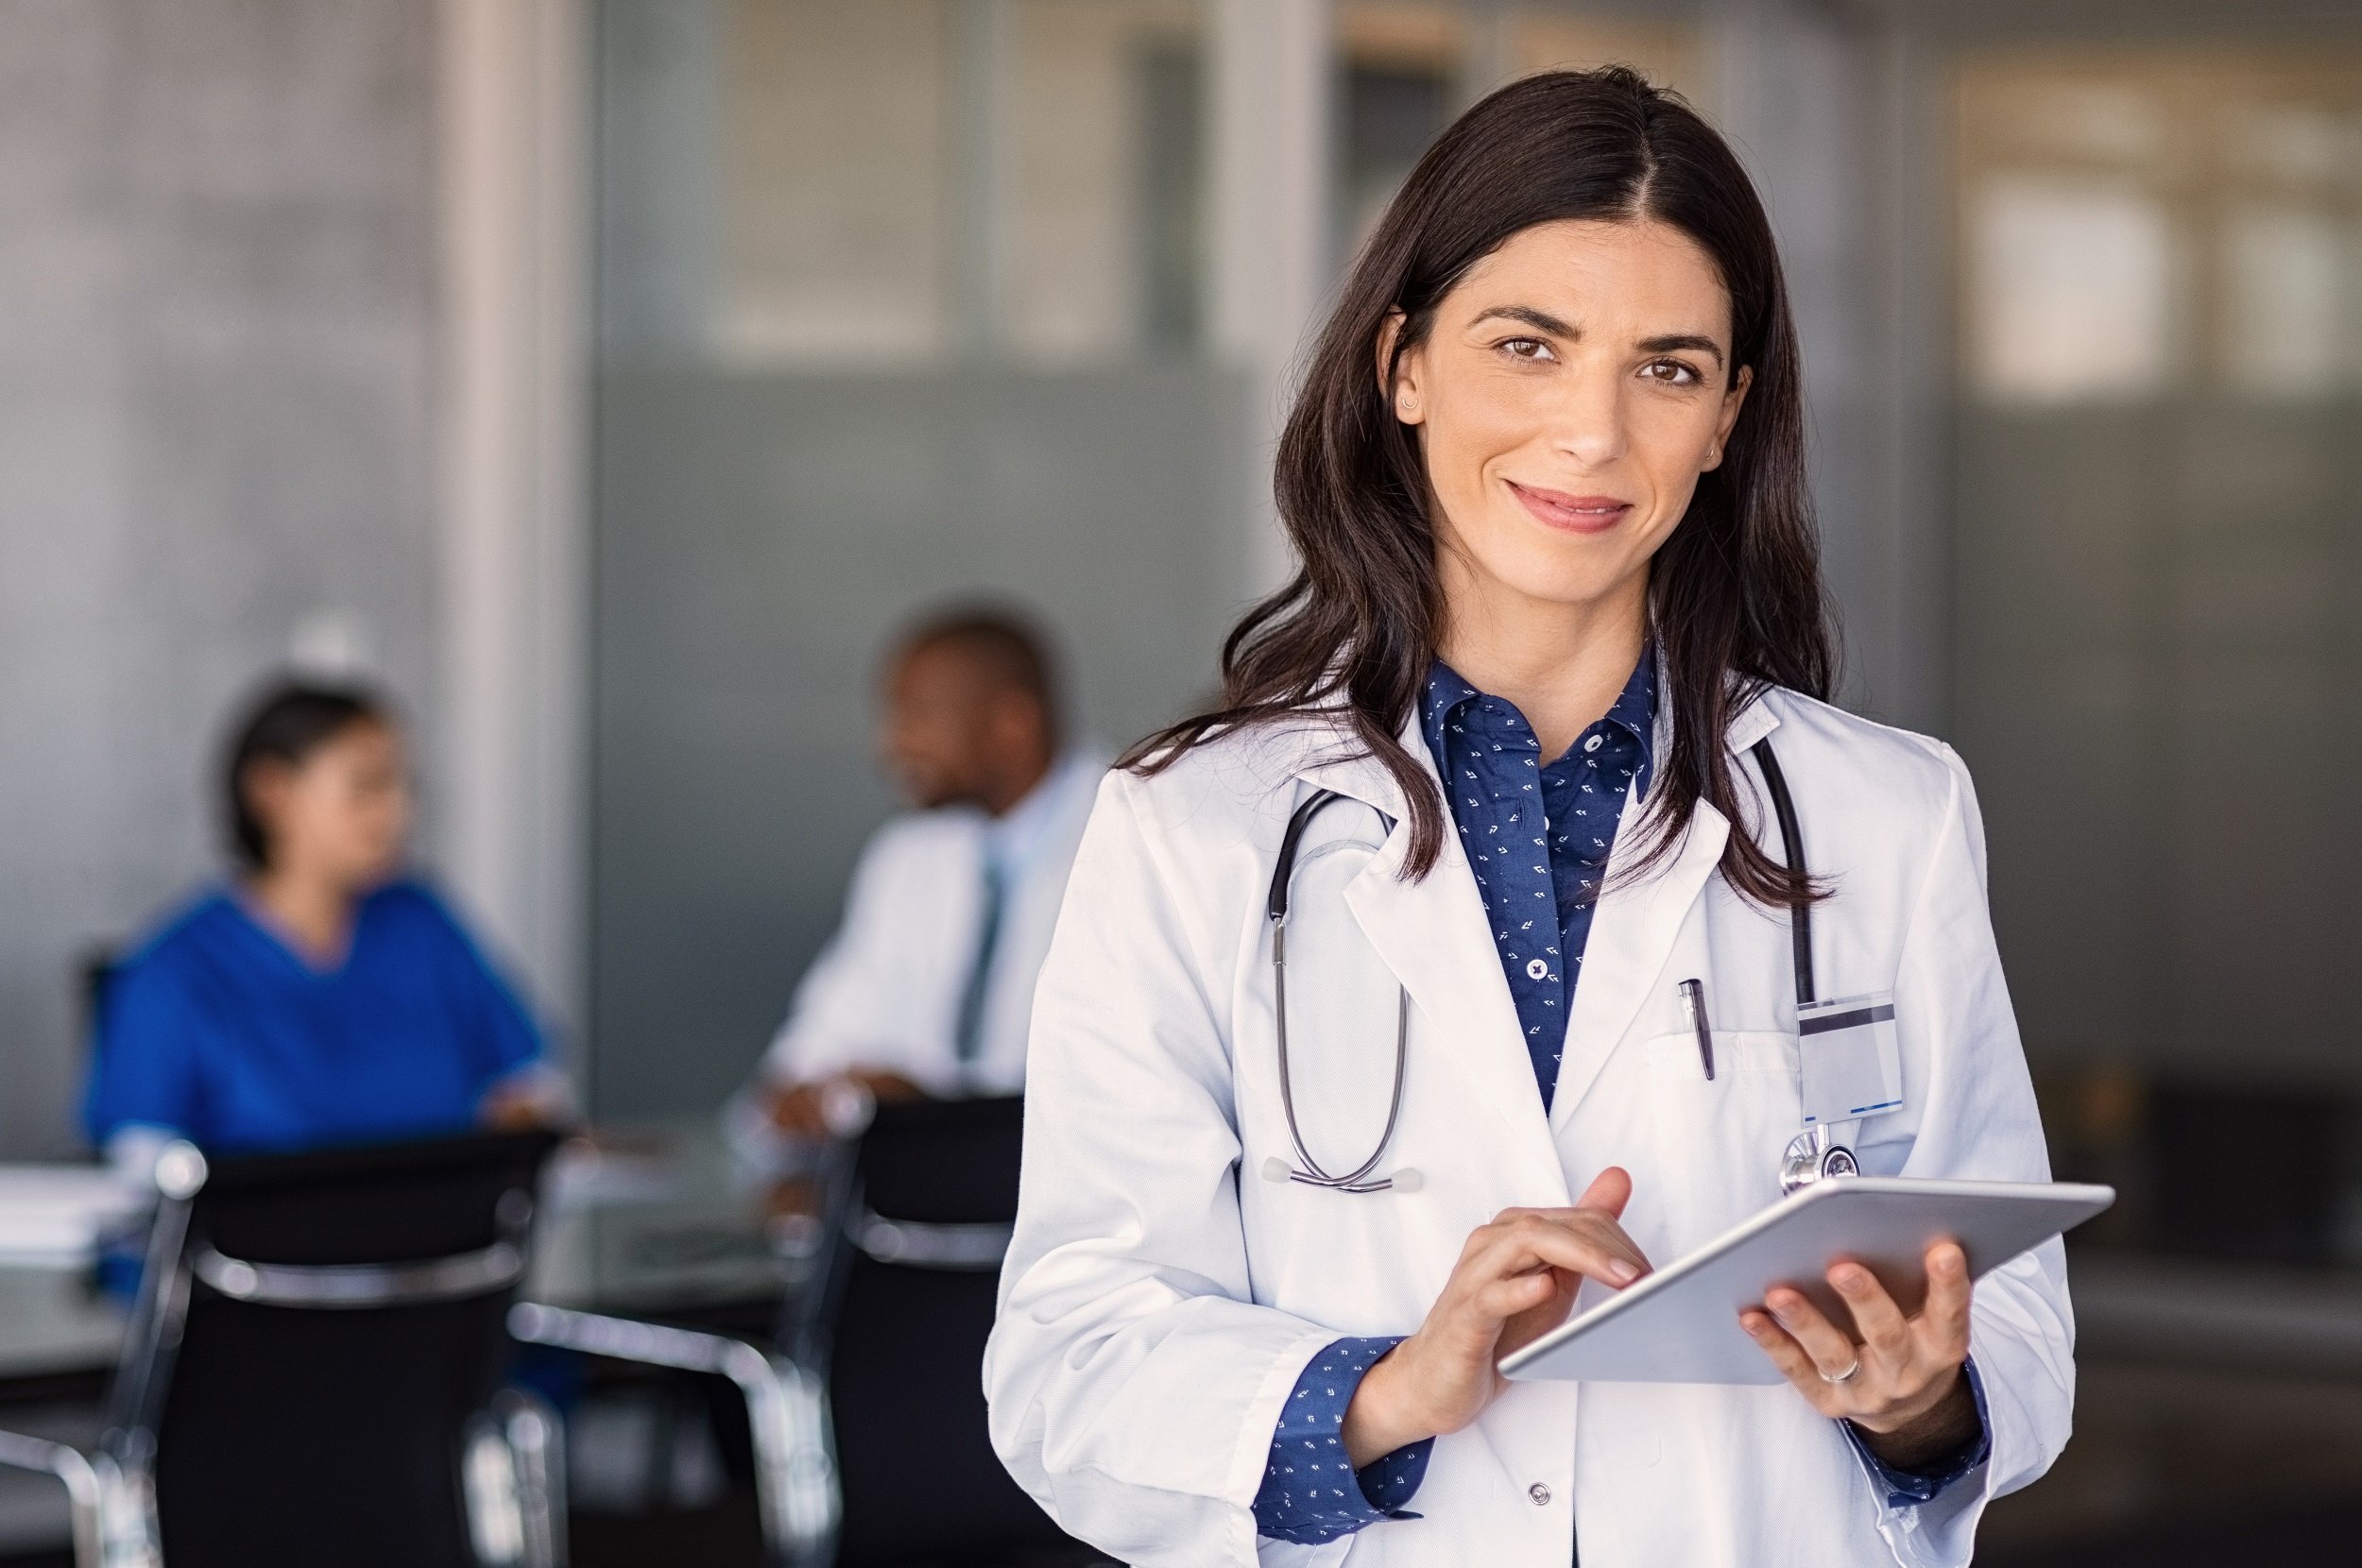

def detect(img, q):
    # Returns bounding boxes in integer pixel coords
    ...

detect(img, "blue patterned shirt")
[1250,649,1984,1544]
[1251,1338,1431,1542]
[1420,653,1658,1110]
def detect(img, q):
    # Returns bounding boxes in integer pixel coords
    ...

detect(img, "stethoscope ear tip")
[1260,1155,1425,1194]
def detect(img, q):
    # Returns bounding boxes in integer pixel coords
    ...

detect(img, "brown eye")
[1642,359,1701,385]
[1499,337,1555,362]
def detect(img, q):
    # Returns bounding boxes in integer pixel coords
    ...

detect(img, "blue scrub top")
[83,879,545,1155]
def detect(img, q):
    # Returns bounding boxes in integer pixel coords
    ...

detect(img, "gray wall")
[590,366,1249,1117]
[1956,401,2362,1092]
[0,0,438,1155]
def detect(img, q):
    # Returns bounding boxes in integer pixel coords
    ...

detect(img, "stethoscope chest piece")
[1779,1128,1859,1196]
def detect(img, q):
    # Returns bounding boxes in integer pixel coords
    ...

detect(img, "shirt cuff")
[1252,1336,1435,1544]
[1842,1356,1993,1508]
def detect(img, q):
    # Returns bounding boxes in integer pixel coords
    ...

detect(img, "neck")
[980,749,1057,819]
[1434,566,1649,759]
[244,864,358,965]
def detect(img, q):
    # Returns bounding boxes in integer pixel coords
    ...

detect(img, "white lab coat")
[984,689,2072,1568]
[754,751,1107,1099]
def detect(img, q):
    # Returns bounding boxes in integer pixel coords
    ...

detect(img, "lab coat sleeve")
[1878,743,2076,1568]
[760,823,958,1094]
[984,773,1343,1567]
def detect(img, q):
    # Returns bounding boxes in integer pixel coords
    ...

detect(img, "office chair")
[804,1094,1094,1568]
[0,1128,566,1568]
[512,1096,1099,1568]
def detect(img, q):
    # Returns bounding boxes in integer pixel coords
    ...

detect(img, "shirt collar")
[1418,642,1658,775]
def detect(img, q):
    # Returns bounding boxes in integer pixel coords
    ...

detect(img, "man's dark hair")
[221,680,391,871]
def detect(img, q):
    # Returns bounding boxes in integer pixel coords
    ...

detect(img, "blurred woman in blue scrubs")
[84,682,558,1166]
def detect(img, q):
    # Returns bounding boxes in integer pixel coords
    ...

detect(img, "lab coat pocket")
[1639,1031,1798,1252]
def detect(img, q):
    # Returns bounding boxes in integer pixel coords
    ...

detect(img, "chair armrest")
[507,1302,836,1564]
[0,1428,107,1568]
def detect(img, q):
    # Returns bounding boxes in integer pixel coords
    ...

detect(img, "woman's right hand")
[1341,1167,1649,1466]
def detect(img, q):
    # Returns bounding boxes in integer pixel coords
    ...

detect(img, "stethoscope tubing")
[1269,790,1410,1192]
[1266,738,1831,1197]
[1749,738,1816,1006]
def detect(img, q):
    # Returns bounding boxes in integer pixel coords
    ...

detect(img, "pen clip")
[1679,978,1715,1082]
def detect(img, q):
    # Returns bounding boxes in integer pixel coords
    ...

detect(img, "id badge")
[1797,991,1902,1126]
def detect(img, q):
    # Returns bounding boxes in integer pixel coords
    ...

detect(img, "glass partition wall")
[1951,47,2362,1269]
[1947,33,2362,1560]
[591,0,1241,1116]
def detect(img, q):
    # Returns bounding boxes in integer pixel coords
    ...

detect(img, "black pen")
[1679,978,1714,1081]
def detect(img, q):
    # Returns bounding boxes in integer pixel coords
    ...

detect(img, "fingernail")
[1607,1259,1638,1285]
[1836,1266,1868,1287]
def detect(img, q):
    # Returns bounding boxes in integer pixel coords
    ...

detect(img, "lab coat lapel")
[1295,732,1570,1202]
[1548,690,1780,1130]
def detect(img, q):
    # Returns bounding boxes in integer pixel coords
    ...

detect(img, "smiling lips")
[1508,481,1635,536]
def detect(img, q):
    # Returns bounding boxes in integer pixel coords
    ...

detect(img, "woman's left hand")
[1738,1240,1978,1468]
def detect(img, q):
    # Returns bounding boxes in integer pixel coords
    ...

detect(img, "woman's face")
[247,719,412,892]
[1385,216,1751,624]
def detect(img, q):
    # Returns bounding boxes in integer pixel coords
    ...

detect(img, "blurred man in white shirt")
[735,607,1104,1149]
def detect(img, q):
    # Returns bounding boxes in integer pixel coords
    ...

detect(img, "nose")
[1547,362,1629,470]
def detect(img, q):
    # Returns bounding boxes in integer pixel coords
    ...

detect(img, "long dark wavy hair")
[1121,66,1834,908]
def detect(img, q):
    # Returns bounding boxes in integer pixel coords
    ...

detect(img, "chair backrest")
[818,1095,1079,1566]
[135,1128,560,1568]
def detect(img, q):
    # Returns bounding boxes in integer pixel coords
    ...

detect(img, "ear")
[239,758,298,840]
[242,757,293,808]
[1374,309,1426,427]
[1703,365,1753,471]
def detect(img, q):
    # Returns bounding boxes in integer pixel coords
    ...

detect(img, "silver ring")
[1820,1358,1862,1385]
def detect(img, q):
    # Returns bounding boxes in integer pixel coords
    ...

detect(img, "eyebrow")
[1470,305,1576,336]
[1468,306,1728,369]
[1637,332,1727,368]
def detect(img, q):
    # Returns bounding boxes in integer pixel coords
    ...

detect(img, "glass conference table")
[0,1117,798,1386]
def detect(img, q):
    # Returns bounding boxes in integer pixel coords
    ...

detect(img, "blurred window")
[2219,203,2354,398]
[713,0,955,366]
[1969,176,2174,403]
[1960,56,2362,405]
[641,0,1207,370]
[1329,2,1707,264]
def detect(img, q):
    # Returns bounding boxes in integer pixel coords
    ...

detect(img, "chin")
[1481,548,1636,610]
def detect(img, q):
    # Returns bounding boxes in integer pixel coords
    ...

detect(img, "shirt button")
[1525,958,1548,980]
[1583,735,1603,754]
[1529,1482,1552,1506]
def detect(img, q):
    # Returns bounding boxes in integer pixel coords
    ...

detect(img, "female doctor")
[984,68,2070,1568]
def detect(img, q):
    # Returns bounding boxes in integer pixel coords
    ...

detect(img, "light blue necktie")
[952,851,1006,1065]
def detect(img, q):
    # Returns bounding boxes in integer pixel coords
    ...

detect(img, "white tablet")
[1498,1177,2114,1386]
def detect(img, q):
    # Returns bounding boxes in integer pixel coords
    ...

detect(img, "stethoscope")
[1262,789,1417,1193]
[1753,740,1861,1196]
[1261,740,1856,1198]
